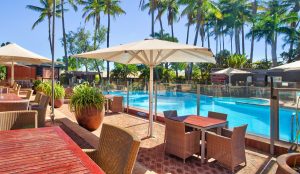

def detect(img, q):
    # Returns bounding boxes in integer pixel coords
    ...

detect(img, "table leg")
[201,128,206,164]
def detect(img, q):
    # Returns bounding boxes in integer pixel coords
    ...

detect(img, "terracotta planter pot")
[49,99,64,108]
[74,105,104,131]
[276,153,300,174]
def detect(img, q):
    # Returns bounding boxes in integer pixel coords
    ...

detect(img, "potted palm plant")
[69,83,105,131]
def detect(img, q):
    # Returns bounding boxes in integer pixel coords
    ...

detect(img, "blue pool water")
[107,90,297,142]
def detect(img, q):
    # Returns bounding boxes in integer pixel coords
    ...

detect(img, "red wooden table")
[104,95,114,113]
[0,127,105,174]
[0,93,22,101]
[183,115,228,164]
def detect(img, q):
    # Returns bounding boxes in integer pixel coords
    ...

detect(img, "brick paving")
[49,104,278,174]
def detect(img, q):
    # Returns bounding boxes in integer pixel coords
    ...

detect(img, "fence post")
[270,77,279,155]
[197,84,200,116]
[127,80,129,113]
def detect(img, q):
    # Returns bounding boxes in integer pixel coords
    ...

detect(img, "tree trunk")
[171,23,174,42]
[107,11,111,81]
[186,23,190,44]
[151,0,155,37]
[230,31,233,54]
[242,24,245,55]
[207,25,210,49]
[234,26,240,54]
[61,0,68,72]
[271,32,277,67]
[250,25,255,63]
[93,15,102,82]
[175,67,178,79]
[222,26,224,50]
[159,16,163,38]
[216,34,218,54]
[48,16,53,56]
[265,38,268,62]
[200,24,205,47]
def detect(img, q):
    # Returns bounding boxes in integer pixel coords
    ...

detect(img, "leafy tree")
[111,63,138,80]
[227,54,250,68]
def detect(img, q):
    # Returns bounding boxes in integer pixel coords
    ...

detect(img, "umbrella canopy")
[0,43,51,85]
[0,43,51,64]
[212,67,251,75]
[268,60,300,72]
[73,38,215,136]
[212,68,251,86]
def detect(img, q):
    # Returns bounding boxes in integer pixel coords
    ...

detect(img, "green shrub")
[33,80,42,90]
[70,83,104,115]
[36,82,65,99]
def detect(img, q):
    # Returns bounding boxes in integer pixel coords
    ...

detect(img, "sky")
[0,0,288,68]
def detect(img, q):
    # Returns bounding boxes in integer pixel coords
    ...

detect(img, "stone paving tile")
[54,104,278,174]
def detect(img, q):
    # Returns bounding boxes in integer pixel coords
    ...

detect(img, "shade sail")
[268,61,300,72]
[74,39,215,65]
[0,43,51,64]
[73,38,215,137]
[212,68,251,75]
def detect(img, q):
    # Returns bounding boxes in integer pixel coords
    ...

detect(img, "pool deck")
[42,103,281,174]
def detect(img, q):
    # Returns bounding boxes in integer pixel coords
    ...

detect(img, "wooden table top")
[183,115,227,129]
[0,127,104,174]
[0,93,22,101]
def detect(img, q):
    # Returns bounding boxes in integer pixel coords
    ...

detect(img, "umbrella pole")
[50,0,56,123]
[149,65,154,137]
[11,61,14,86]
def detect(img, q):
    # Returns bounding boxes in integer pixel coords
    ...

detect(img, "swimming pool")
[107,90,297,142]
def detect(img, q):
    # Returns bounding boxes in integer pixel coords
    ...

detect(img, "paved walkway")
[46,104,278,174]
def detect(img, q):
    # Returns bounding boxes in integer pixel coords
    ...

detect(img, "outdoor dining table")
[0,93,22,101]
[0,126,104,173]
[182,115,228,164]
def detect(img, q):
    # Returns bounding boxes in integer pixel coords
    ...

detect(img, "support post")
[197,84,200,115]
[149,65,154,137]
[127,80,129,113]
[270,77,279,155]
[50,0,56,123]
[11,61,14,86]
[155,81,158,121]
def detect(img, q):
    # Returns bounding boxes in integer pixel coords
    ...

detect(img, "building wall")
[6,65,36,80]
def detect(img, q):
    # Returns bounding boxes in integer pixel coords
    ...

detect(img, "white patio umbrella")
[268,60,300,72]
[74,38,215,136]
[0,43,51,85]
[212,67,251,86]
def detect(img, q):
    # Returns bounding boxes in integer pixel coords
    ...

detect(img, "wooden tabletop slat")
[0,93,22,101]
[183,115,227,128]
[0,127,104,174]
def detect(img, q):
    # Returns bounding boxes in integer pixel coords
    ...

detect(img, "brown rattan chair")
[31,94,50,127]
[9,82,17,92]
[0,100,29,112]
[30,92,42,106]
[164,118,200,163]
[109,96,123,113]
[13,84,21,96]
[83,123,141,174]
[22,89,33,100]
[0,110,38,130]
[0,87,8,94]
[163,110,178,118]
[207,111,228,133]
[206,124,248,172]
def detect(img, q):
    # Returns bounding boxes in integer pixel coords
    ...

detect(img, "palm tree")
[103,0,125,81]
[166,0,178,41]
[178,0,196,44]
[156,0,167,38]
[27,0,62,55]
[140,0,158,37]
[61,0,77,72]
[81,0,104,78]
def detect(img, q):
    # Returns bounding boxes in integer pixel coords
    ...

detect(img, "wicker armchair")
[0,87,8,94]
[9,82,17,92]
[109,96,123,113]
[164,118,200,162]
[206,124,248,172]
[30,92,42,106]
[163,110,178,118]
[208,111,228,133]
[31,94,50,127]
[0,110,38,130]
[22,90,33,100]
[13,84,21,96]
[0,100,29,112]
[83,123,140,174]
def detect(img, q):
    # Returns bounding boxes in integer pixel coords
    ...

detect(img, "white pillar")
[149,65,154,137]
[11,61,14,86]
